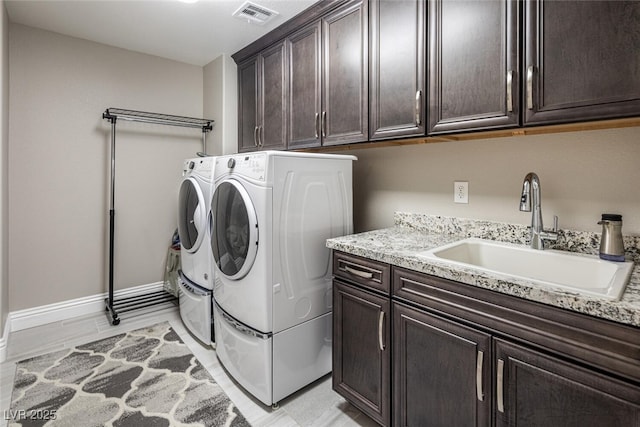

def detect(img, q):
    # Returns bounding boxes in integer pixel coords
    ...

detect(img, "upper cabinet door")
[260,42,287,150]
[322,0,369,146]
[287,22,322,150]
[370,0,426,141]
[237,42,287,153]
[524,0,640,125]
[238,58,259,152]
[428,0,520,134]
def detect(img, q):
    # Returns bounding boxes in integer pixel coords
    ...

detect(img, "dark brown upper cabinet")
[235,0,640,152]
[322,0,369,146]
[237,42,287,153]
[524,0,640,125]
[238,58,258,152]
[369,0,426,140]
[428,0,520,134]
[288,0,368,149]
[287,22,322,149]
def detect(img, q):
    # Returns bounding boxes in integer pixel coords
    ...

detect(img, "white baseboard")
[8,281,167,333]
[0,315,9,362]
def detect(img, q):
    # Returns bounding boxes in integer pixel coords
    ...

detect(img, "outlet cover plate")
[454,181,469,204]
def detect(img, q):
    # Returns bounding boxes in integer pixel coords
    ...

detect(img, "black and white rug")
[9,322,250,427]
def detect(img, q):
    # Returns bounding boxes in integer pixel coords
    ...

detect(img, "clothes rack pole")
[107,116,117,324]
[102,108,214,325]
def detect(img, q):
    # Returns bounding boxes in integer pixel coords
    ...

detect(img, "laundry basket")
[163,229,181,298]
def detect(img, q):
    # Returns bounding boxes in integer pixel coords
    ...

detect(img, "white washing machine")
[177,156,215,346]
[210,150,355,406]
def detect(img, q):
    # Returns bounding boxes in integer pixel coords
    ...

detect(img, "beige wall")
[1,1,9,335]
[8,24,204,311]
[203,54,237,156]
[347,126,640,235]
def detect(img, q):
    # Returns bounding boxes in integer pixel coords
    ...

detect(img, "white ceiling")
[5,0,318,66]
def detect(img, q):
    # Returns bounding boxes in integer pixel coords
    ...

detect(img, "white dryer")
[210,151,355,406]
[177,156,215,345]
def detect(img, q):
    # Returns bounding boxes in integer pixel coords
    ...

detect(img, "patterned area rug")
[9,322,250,427]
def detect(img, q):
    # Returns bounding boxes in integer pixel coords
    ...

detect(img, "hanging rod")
[103,108,213,132]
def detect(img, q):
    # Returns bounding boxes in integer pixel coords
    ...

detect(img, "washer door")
[210,179,258,280]
[178,177,206,254]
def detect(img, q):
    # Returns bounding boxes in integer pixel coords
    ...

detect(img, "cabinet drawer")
[392,266,640,384]
[333,251,390,294]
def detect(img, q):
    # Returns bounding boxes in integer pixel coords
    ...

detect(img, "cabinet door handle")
[506,70,513,113]
[321,111,327,138]
[378,311,385,351]
[253,126,259,147]
[476,350,484,401]
[258,125,263,147]
[497,358,505,413]
[526,65,534,110]
[344,265,373,279]
[415,90,422,126]
[315,113,320,139]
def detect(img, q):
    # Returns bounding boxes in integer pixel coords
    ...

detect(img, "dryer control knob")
[228,158,236,169]
[188,161,195,170]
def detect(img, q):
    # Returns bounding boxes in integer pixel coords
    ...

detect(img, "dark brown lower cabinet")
[393,302,492,427]
[332,252,640,426]
[495,338,640,427]
[333,279,390,426]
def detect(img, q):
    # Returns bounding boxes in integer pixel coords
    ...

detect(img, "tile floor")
[0,304,378,427]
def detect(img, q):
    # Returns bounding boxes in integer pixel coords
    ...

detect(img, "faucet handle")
[540,215,559,243]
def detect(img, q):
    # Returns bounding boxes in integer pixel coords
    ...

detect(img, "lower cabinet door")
[393,301,492,427]
[495,338,640,427]
[333,280,390,426]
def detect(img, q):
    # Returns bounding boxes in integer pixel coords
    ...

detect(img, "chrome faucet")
[519,172,558,249]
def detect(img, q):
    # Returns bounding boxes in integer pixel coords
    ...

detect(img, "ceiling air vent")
[232,1,279,25]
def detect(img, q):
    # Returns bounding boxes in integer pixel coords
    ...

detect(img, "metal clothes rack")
[102,108,214,325]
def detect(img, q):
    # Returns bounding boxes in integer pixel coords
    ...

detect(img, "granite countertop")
[326,212,640,328]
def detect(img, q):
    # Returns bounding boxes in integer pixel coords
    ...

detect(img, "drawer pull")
[497,358,505,413]
[476,350,484,401]
[344,265,373,279]
[378,311,385,351]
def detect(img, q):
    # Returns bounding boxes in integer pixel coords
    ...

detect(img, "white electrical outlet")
[454,181,469,204]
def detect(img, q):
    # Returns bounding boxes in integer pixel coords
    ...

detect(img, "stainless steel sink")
[418,238,634,300]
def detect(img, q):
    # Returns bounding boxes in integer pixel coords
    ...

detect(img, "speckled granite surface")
[327,212,640,328]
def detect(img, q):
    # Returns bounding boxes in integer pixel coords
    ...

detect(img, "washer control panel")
[223,152,266,181]
[183,157,214,179]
